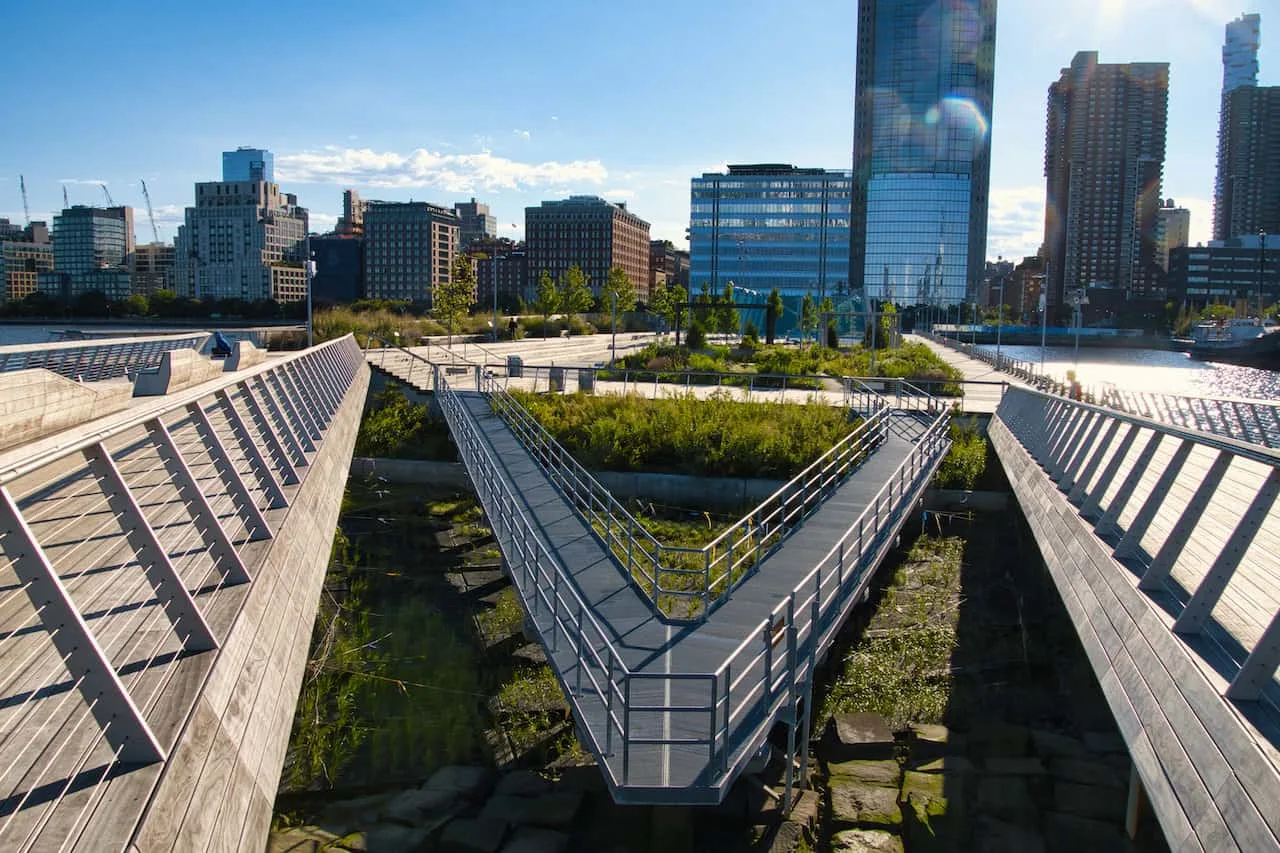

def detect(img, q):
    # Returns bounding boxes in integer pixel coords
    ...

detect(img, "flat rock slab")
[767,821,804,853]
[829,713,897,760]
[501,826,571,853]
[382,787,458,825]
[1081,731,1127,755]
[1042,811,1125,853]
[975,816,1047,853]
[495,770,553,798]
[984,757,1046,776]
[426,765,493,800]
[441,817,509,853]
[910,723,965,757]
[790,789,821,830]
[828,759,902,787]
[831,828,905,853]
[1030,730,1086,759]
[1048,758,1123,789]
[1053,782,1126,822]
[268,826,364,853]
[911,756,976,775]
[830,780,903,830]
[365,823,429,852]
[976,777,1037,825]
[967,724,1030,758]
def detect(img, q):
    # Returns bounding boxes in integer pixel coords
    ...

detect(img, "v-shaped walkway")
[438,382,949,803]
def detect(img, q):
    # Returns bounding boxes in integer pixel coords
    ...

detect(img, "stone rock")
[440,817,508,853]
[829,779,903,830]
[322,793,397,832]
[827,713,897,760]
[1048,758,1123,789]
[975,816,1047,853]
[967,724,1030,758]
[909,723,964,758]
[1053,782,1126,822]
[831,828,905,853]
[984,757,1046,776]
[828,759,902,787]
[901,787,962,853]
[976,777,1037,825]
[911,756,976,775]
[523,791,583,829]
[767,821,804,853]
[382,787,458,825]
[900,771,946,802]
[1081,731,1127,755]
[425,765,493,800]
[790,789,821,831]
[501,826,571,853]
[480,795,533,825]
[1043,811,1125,853]
[495,769,553,798]
[364,822,429,852]
[1030,730,1086,759]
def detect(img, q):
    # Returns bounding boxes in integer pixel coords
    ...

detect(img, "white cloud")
[513,129,531,141]
[309,211,340,233]
[58,178,108,186]
[276,146,609,194]
[550,115,559,121]
[985,185,1045,261]
[1173,195,1212,247]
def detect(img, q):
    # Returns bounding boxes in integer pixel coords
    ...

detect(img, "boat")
[1187,317,1280,367]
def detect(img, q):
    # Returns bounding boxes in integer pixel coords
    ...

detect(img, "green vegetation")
[560,264,593,321]
[354,385,456,460]
[434,255,479,345]
[509,389,853,479]
[935,418,987,490]
[822,536,962,729]
[601,265,637,314]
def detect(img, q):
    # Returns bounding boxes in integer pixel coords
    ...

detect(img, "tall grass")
[315,306,499,345]
[511,389,853,479]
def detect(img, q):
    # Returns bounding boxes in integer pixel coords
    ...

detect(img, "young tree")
[434,255,477,347]
[766,288,783,345]
[649,279,671,335]
[800,292,817,350]
[533,269,559,339]
[694,282,713,326]
[601,265,637,315]
[718,283,740,336]
[820,295,837,348]
[668,283,689,345]
[560,265,593,322]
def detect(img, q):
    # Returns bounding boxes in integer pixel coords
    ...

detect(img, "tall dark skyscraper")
[850,0,996,308]
[1213,13,1280,241]
[1042,52,1168,312]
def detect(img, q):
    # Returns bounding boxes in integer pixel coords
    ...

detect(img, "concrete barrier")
[0,369,133,452]
[224,340,267,371]
[133,348,226,396]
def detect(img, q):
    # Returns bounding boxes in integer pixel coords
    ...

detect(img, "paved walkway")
[907,334,1027,414]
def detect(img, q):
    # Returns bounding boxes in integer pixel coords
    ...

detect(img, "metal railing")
[0,332,212,382]
[485,371,891,621]
[0,335,364,850]
[996,386,1280,702]
[434,368,953,798]
[1095,384,1280,450]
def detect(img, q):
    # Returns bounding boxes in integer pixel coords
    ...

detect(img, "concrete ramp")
[0,368,132,452]
[132,348,226,396]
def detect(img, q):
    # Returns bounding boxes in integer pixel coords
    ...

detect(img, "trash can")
[577,368,595,392]
[507,355,523,378]
[548,366,565,392]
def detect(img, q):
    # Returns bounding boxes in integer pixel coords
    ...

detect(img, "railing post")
[0,486,166,764]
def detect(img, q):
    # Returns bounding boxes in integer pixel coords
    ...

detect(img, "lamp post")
[1258,230,1266,319]
[610,289,617,366]
[996,274,1005,368]
[304,233,314,348]
[492,249,499,342]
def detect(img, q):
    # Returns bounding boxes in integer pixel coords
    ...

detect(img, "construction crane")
[18,175,30,226]
[100,183,115,207]
[140,179,160,244]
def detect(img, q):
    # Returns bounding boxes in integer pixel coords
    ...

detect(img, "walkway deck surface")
[454,391,928,798]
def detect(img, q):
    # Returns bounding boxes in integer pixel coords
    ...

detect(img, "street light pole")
[304,233,314,348]
[1258,230,1266,319]
[610,290,617,366]
[492,249,499,342]
[996,275,1005,368]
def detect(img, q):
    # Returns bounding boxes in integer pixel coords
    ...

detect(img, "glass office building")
[689,165,851,325]
[850,0,996,308]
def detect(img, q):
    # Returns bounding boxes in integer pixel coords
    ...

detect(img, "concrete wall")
[133,349,226,396]
[131,353,370,852]
[0,369,132,452]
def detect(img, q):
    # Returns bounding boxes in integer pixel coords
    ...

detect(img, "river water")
[975,344,1280,402]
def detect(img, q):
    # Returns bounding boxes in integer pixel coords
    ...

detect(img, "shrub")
[686,321,706,351]
[935,418,986,489]
[355,386,456,460]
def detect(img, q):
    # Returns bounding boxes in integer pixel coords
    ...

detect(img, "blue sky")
[2,0,1276,260]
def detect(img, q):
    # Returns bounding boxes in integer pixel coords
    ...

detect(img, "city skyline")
[1,0,1275,264]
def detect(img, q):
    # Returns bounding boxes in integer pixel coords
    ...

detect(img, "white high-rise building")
[173,150,309,303]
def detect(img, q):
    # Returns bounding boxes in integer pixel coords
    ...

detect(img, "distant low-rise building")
[0,225,54,303]
[311,234,364,303]
[133,242,175,295]
[39,205,135,301]
[454,198,497,249]
[468,237,526,312]
[363,201,461,305]
[1167,235,1280,309]
[525,196,650,303]
[649,240,689,295]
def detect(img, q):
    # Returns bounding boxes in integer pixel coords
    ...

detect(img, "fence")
[0,332,212,382]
